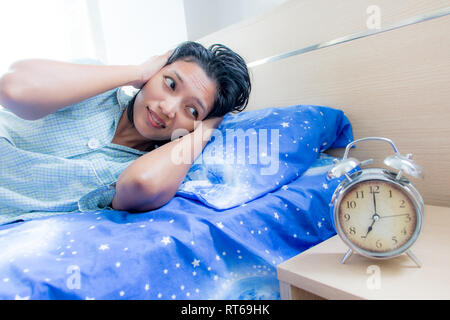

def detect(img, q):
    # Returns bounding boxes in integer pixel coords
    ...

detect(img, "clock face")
[337,179,417,254]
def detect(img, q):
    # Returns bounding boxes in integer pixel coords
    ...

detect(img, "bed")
[0,153,348,300]
[1,0,449,300]
[0,95,353,300]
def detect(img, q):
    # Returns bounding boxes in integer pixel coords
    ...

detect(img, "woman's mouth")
[146,107,165,129]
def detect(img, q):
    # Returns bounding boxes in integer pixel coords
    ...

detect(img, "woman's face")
[132,60,217,141]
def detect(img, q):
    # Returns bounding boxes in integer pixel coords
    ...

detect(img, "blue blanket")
[0,104,353,299]
[0,154,346,300]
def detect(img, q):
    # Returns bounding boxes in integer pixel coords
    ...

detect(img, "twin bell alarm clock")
[328,137,424,267]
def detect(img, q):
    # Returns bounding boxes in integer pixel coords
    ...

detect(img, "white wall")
[183,0,289,40]
[0,0,285,74]
[97,0,188,65]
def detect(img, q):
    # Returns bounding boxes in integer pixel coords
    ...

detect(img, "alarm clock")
[328,137,424,267]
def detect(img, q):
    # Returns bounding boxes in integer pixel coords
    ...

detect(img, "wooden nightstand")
[277,205,450,299]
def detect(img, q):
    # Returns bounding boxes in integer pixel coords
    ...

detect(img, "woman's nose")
[159,98,179,119]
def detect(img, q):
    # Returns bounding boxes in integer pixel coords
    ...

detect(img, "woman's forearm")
[112,126,214,212]
[0,59,141,120]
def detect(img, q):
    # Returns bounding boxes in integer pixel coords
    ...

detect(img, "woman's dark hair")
[126,41,251,126]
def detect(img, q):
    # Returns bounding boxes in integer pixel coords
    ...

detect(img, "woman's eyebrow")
[173,70,206,114]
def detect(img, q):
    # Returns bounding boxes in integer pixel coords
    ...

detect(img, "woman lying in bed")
[0,41,251,217]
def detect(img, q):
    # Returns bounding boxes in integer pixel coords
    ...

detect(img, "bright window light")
[0,0,96,74]
[0,0,187,75]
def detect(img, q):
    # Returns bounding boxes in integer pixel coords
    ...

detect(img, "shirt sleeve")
[54,87,119,117]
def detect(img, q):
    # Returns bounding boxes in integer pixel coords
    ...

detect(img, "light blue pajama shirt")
[0,86,145,225]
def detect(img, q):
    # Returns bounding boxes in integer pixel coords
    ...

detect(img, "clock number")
[392,236,398,245]
[404,214,411,222]
[399,200,406,208]
[389,190,393,198]
[376,240,382,248]
[355,190,364,199]
[349,227,356,235]
[401,227,407,236]
[346,201,356,209]
[370,185,380,194]
[343,213,351,221]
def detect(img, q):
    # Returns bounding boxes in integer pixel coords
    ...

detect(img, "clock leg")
[406,250,422,268]
[341,249,353,264]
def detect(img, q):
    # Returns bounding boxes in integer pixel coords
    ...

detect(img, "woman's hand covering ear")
[129,50,173,89]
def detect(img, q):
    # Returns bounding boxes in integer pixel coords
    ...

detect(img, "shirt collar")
[116,86,140,111]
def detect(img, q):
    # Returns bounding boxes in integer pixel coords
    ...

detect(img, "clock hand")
[362,191,379,239]
[372,190,377,214]
[362,218,376,239]
[380,213,410,219]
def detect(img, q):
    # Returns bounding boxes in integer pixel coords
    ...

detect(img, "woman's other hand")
[129,50,173,89]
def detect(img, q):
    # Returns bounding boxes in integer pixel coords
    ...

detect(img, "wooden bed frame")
[198,0,450,208]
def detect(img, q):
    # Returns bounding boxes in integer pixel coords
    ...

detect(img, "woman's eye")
[165,77,176,90]
[188,106,199,119]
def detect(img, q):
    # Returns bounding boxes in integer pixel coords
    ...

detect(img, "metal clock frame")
[332,168,424,266]
[329,137,425,267]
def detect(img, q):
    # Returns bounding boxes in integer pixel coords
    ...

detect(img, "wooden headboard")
[198,0,450,207]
